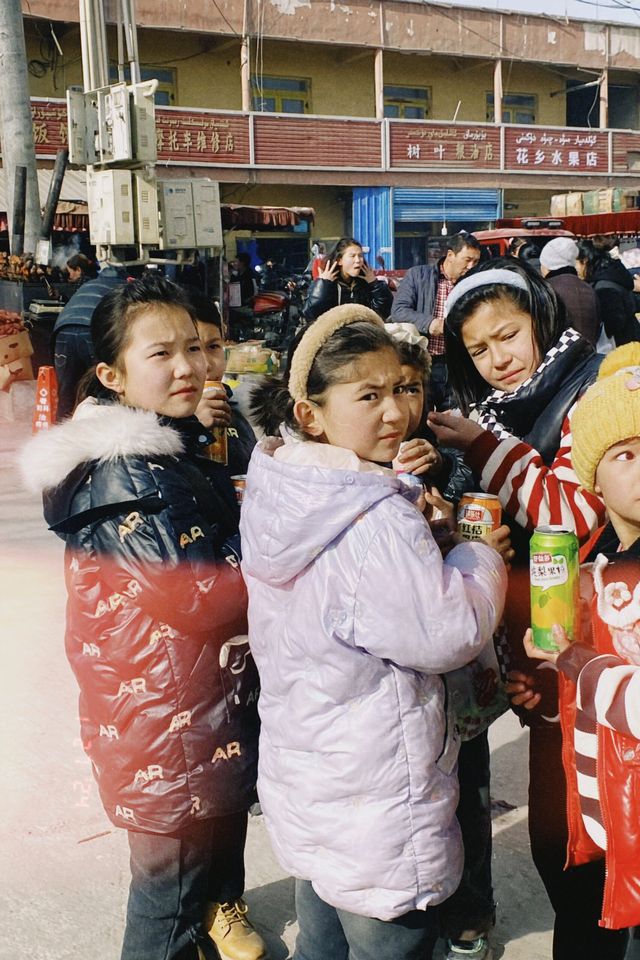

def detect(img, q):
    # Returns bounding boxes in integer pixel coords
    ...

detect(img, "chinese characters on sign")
[155,110,250,164]
[390,122,501,170]
[18,98,640,179]
[504,128,608,173]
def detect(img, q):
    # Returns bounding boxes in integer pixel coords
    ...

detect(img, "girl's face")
[338,245,365,279]
[196,320,226,382]
[299,347,410,462]
[400,364,426,437]
[461,296,541,393]
[595,437,640,549]
[98,304,206,418]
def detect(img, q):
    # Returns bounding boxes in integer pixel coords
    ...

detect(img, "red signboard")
[389,121,500,170]
[253,115,382,169]
[155,109,250,165]
[504,127,608,174]
[31,101,69,154]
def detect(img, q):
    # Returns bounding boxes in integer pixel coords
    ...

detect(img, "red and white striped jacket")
[465,403,604,539]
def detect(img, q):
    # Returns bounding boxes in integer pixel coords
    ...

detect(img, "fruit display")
[0,252,66,285]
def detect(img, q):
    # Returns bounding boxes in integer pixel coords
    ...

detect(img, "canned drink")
[231,474,247,505]
[457,493,502,541]
[202,380,228,465]
[530,526,580,652]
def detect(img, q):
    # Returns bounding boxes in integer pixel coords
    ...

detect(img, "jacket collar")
[20,400,185,494]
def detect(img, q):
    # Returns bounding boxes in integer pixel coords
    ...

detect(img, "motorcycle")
[228,273,308,353]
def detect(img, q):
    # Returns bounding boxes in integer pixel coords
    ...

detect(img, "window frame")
[383,84,431,120]
[486,91,537,125]
[250,75,312,114]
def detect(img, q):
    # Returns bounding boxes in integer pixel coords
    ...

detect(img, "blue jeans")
[293,879,439,960]
[120,812,248,960]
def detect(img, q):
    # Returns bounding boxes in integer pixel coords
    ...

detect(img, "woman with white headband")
[428,258,628,960]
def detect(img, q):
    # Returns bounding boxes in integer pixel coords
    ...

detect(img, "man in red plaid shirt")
[390,233,481,410]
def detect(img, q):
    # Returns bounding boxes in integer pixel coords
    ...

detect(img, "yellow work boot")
[204,898,266,960]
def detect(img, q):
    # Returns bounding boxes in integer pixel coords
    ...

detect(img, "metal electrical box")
[133,170,161,245]
[193,180,223,248]
[86,169,135,245]
[130,80,158,164]
[158,180,196,248]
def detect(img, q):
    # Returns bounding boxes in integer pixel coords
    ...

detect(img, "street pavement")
[0,408,630,960]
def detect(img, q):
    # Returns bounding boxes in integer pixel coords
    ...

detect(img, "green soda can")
[530,526,580,652]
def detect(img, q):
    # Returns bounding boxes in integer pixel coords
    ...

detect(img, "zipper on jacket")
[597,723,614,928]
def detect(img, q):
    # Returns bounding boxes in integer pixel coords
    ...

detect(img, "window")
[384,85,431,120]
[251,76,311,113]
[108,66,176,105]
[486,92,536,125]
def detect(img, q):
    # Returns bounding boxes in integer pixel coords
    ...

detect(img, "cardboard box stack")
[0,311,34,392]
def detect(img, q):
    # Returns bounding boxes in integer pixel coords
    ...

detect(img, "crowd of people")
[20,230,640,960]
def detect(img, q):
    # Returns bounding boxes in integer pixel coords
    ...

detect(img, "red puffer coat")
[21,401,259,834]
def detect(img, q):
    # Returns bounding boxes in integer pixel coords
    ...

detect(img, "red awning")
[221,204,315,230]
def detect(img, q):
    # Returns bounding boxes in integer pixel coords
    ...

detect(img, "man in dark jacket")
[540,237,600,347]
[53,264,127,419]
[390,234,481,409]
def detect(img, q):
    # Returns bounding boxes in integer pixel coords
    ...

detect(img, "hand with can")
[422,486,460,555]
[480,524,515,569]
[196,381,232,430]
[522,625,570,665]
[393,438,442,478]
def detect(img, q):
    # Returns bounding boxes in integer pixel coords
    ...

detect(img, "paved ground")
[1,407,633,959]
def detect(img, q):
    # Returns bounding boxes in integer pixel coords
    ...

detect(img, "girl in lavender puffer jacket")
[240,305,507,960]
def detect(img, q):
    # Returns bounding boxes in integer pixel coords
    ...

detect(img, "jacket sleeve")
[389,268,430,328]
[559,646,640,740]
[368,279,394,320]
[353,507,507,673]
[302,278,338,320]
[88,490,247,639]
[464,406,605,541]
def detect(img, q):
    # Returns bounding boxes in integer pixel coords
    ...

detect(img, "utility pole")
[0,0,41,254]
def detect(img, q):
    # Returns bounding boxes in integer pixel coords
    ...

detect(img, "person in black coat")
[577,237,639,347]
[22,275,265,960]
[302,236,393,321]
[540,237,600,347]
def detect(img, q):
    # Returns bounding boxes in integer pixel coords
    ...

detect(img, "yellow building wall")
[22,21,568,130]
[383,52,566,126]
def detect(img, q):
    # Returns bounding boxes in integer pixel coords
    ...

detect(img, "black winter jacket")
[22,402,259,834]
[303,275,393,321]
[590,258,639,346]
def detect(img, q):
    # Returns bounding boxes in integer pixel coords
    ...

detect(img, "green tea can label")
[530,525,580,652]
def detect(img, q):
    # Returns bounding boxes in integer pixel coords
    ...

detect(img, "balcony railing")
[28,98,640,178]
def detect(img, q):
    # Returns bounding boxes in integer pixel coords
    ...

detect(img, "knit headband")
[444,268,529,319]
[288,304,385,402]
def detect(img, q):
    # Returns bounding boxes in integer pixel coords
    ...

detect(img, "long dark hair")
[576,237,616,282]
[76,273,197,405]
[250,320,398,437]
[444,257,565,414]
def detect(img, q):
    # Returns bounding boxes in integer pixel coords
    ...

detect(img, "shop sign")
[31,101,69,154]
[155,109,250,164]
[389,121,501,169]
[504,127,608,173]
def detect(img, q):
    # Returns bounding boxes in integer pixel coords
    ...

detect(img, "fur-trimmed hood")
[20,401,184,494]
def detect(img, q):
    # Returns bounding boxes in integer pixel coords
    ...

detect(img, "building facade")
[18,0,640,266]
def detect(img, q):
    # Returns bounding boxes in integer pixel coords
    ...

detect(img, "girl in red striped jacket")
[523,343,640,946]
[428,259,623,960]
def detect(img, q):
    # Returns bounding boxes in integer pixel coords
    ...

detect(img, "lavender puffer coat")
[240,439,506,921]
